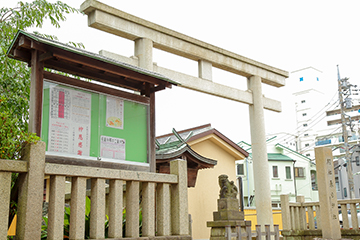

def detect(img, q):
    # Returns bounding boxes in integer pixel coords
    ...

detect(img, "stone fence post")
[170,159,189,235]
[0,167,12,240]
[280,194,291,230]
[315,147,341,240]
[16,142,46,240]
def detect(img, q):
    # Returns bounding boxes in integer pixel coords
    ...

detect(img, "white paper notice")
[48,86,91,157]
[106,96,124,129]
[100,136,125,160]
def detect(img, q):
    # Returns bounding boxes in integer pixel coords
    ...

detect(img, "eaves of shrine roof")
[7,30,178,93]
[156,142,217,167]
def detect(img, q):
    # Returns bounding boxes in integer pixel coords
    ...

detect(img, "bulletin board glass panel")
[41,80,149,164]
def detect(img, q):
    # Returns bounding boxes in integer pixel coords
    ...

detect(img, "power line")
[277,92,339,140]
[272,96,340,145]
[298,125,343,154]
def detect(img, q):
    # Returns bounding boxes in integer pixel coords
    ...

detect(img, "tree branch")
[0,7,20,22]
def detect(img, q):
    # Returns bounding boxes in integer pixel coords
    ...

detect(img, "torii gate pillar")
[248,75,273,228]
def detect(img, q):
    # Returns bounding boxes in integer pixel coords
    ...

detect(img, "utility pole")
[337,65,355,199]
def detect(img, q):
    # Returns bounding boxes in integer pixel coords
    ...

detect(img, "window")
[300,77,304,82]
[294,167,305,178]
[302,113,307,116]
[285,166,291,179]
[303,124,308,127]
[356,156,360,166]
[304,134,309,137]
[301,100,306,103]
[305,143,309,147]
[272,166,278,178]
[335,174,340,192]
[311,171,317,190]
[272,202,280,208]
[306,153,311,157]
[237,164,244,175]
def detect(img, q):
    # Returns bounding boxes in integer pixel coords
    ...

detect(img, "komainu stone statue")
[218,174,238,199]
[207,174,248,240]
[212,174,243,221]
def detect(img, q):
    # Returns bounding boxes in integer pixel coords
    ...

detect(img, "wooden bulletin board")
[41,80,149,164]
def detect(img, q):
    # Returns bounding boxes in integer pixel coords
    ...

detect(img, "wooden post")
[149,91,156,172]
[29,50,44,136]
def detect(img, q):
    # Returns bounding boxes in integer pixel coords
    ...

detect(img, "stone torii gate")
[80,0,289,229]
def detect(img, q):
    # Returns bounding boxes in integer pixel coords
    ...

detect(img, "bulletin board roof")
[7,30,178,93]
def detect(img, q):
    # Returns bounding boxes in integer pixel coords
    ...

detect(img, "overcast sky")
[4,0,360,143]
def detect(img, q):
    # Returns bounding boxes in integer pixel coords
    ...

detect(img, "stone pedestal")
[207,220,251,240]
[207,198,248,240]
[214,198,244,221]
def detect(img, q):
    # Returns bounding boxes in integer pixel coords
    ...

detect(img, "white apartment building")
[289,67,329,160]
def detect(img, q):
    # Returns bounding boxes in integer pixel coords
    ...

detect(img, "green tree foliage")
[1,1,82,232]
[0,111,39,160]
[0,0,80,159]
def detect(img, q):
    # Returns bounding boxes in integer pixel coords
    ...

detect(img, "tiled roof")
[156,124,212,145]
[156,124,249,157]
[156,127,217,166]
[267,153,293,161]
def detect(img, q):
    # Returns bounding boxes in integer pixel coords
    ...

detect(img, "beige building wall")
[187,134,243,240]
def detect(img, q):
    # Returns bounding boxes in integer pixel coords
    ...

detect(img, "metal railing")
[225,225,280,240]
